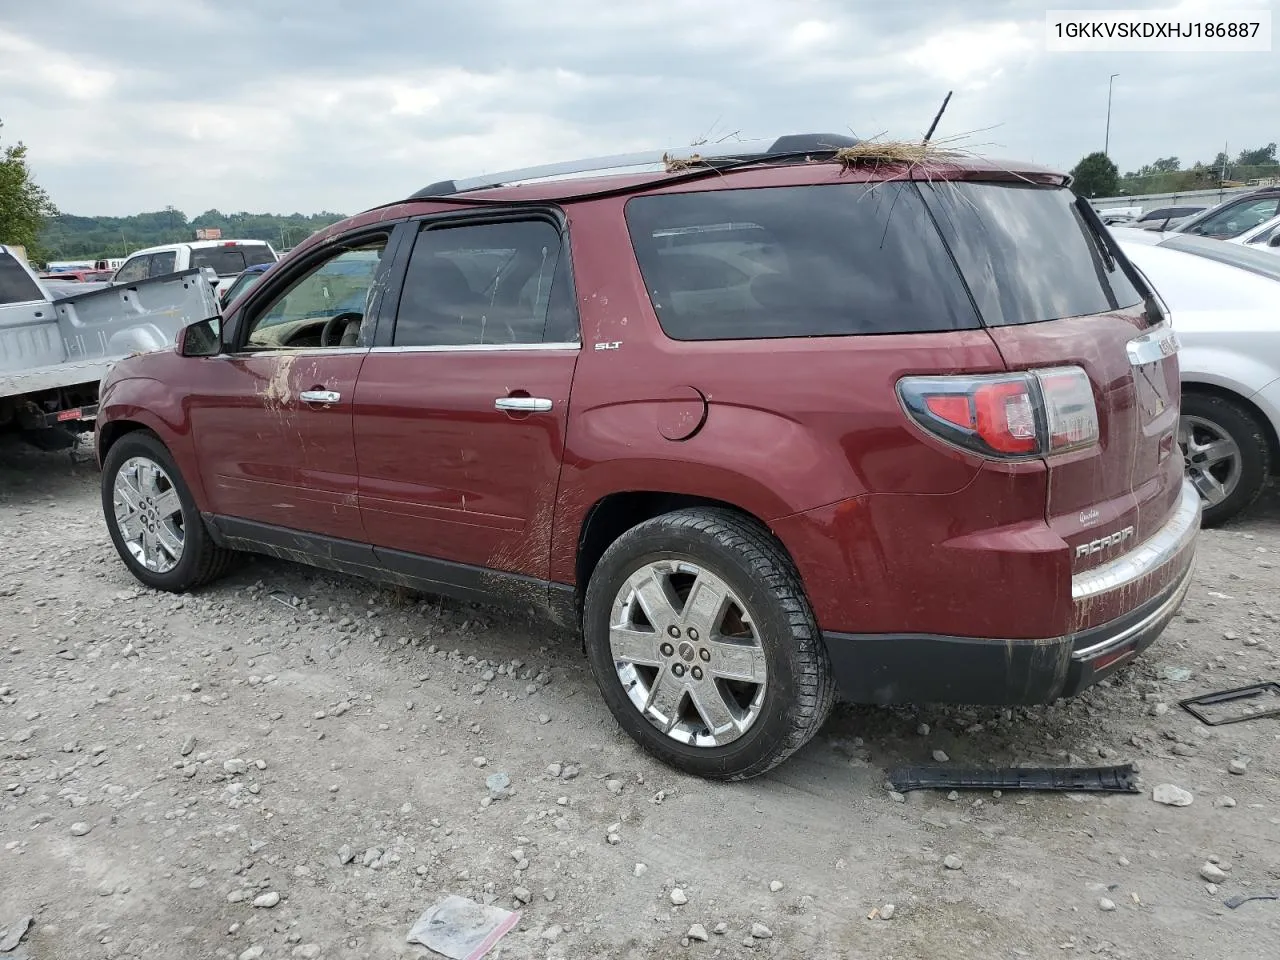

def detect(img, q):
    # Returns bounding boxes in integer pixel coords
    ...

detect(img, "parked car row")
[95,133,1198,780]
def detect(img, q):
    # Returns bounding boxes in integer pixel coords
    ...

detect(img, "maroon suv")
[97,133,1200,779]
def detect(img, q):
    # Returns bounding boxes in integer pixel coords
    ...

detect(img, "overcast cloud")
[0,0,1273,216]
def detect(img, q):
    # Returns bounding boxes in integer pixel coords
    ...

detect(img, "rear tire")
[101,431,236,591]
[583,507,834,780]
[1180,392,1269,527]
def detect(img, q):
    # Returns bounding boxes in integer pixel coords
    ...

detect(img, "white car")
[112,240,278,298]
[1229,213,1280,254]
[1118,235,1280,525]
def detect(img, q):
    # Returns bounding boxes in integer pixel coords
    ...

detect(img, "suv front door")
[189,233,393,542]
[353,215,580,581]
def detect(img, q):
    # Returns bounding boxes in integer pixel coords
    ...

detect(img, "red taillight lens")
[973,380,1038,454]
[898,366,1099,460]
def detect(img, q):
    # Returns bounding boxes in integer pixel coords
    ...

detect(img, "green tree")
[1236,143,1277,166]
[0,119,58,256]
[1070,151,1120,198]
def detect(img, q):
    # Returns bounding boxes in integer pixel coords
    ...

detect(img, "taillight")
[899,366,1099,459]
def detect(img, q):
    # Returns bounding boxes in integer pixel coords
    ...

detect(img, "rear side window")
[191,244,276,275]
[922,183,1143,326]
[0,252,43,305]
[393,219,573,346]
[149,251,177,276]
[625,184,978,340]
[113,256,149,284]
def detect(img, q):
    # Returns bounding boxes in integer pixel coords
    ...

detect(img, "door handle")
[495,397,553,413]
[300,389,341,405]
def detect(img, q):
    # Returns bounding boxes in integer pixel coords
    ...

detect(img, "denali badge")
[1076,526,1135,558]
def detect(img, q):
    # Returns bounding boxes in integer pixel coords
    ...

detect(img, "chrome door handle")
[495,397,553,413]
[300,390,341,404]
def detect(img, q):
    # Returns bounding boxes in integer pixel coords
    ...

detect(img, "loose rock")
[943,855,964,871]
[687,923,709,942]
[252,891,281,908]
[1152,784,1194,806]
[670,888,688,906]
[1200,862,1229,883]
[750,922,772,939]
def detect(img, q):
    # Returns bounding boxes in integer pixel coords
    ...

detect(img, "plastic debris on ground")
[406,895,520,960]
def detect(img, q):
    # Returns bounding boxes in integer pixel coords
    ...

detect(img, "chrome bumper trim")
[1071,478,1201,602]
[1072,561,1194,661]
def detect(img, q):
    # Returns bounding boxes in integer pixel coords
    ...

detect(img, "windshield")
[191,244,277,276]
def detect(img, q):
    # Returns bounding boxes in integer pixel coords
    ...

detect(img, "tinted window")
[149,251,177,276]
[0,252,43,305]
[394,219,568,346]
[923,183,1142,326]
[222,269,268,305]
[244,239,386,350]
[1184,197,1280,239]
[114,256,149,283]
[625,184,977,341]
[191,244,276,275]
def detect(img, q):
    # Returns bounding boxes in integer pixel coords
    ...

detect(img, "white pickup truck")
[0,244,220,448]
[112,240,278,299]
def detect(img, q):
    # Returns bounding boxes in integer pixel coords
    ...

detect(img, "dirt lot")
[1,440,1277,960]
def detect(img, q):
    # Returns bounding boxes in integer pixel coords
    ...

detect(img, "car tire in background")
[582,507,835,780]
[1180,392,1271,527]
[101,431,236,591]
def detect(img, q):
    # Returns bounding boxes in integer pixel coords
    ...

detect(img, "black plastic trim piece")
[887,764,1139,793]
[203,514,577,625]
[1179,681,1280,726]
[824,566,1188,706]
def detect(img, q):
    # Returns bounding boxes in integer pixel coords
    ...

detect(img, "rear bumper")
[825,479,1200,706]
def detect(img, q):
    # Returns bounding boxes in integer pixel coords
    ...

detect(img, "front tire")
[1180,393,1270,527]
[583,508,834,780]
[101,431,235,591]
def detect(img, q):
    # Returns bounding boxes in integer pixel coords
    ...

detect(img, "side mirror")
[177,316,222,357]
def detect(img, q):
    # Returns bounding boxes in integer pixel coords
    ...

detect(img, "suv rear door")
[352,214,579,581]
[923,183,1181,596]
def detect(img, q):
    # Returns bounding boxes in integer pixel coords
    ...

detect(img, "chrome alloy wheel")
[112,456,185,573]
[609,559,768,748]
[1180,414,1242,507]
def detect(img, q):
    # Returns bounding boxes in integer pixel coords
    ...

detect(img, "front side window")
[625,183,978,340]
[393,219,572,346]
[241,237,387,350]
[0,252,43,305]
[114,256,149,283]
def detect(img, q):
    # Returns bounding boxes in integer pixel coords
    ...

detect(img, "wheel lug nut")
[673,664,685,678]
[699,648,710,662]
[692,667,703,681]
[687,628,699,641]
[660,643,674,657]
[667,625,681,638]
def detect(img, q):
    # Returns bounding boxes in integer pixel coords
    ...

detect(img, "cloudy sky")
[0,0,1273,217]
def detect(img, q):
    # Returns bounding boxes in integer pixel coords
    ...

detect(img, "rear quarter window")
[191,244,276,275]
[921,183,1143,326]
[0,252,44,305]
[624,183,979,341]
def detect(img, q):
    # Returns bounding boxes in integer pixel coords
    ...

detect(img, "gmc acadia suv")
[96,133,1200,779]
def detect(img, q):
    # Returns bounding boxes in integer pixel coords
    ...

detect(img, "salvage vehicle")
[0,244,220,448]
[112,240,277,299]
[1119,235,1280,525]
[96,134,1200,779]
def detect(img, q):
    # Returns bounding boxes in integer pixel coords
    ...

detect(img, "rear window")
[0,252,43,305]
[921,183,1143,326]
[191,244,276,276]
[624,183,979,340]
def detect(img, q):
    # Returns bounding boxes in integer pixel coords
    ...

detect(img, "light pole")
[1104,73,1119,157]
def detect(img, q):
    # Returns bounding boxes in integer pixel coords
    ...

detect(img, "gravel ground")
[1,439,1278,960]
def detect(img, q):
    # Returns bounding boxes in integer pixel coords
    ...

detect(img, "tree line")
[40,208,349,262]
[1071,143,1279,199]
